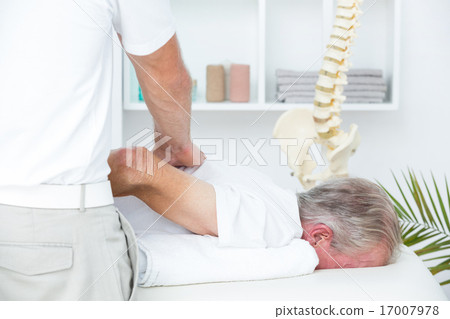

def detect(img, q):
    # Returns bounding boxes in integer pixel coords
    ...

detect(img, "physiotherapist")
[0,0,199,300]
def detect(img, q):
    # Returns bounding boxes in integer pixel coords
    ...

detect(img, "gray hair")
[297,177,402,263]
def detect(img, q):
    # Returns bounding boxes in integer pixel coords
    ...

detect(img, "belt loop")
[80,184,86,213]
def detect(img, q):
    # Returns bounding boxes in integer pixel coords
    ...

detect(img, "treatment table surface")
[134,246,447,301]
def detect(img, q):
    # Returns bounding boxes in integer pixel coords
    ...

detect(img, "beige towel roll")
[229,64,250,103]
[206,65,226,102]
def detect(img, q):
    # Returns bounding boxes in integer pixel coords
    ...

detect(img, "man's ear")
[303,224,333,249]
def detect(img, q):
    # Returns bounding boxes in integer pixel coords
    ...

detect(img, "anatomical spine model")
[274,0,362,190]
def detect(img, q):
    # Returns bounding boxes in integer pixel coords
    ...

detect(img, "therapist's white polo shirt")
[0,0,176,186]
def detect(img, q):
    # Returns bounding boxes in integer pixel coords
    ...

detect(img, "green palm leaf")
[380,171,450,285]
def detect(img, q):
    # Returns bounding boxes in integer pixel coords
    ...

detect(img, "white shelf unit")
[122,0,401,112]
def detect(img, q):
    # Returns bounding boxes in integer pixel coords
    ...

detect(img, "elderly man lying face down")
[109,147,402,271]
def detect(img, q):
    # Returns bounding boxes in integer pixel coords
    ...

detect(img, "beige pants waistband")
[0,181,114,209]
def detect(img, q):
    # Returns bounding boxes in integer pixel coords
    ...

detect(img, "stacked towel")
[276,69,387,104]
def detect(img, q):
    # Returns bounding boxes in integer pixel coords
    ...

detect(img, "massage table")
[131,0,446,302]
[134,246,447,301]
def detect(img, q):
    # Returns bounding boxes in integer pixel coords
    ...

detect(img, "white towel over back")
[138,234,318,287]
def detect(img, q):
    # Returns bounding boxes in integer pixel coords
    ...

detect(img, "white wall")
[123,0,450,298]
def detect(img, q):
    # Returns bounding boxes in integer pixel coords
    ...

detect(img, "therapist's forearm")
[141,65,192,150]
[130,35,192,151]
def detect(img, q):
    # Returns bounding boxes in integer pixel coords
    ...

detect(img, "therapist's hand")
[107,148,161,197]
[153,141,206,168]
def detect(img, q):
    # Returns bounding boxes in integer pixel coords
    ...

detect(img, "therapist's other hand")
[153,141,206,168]
[108,147,162,197]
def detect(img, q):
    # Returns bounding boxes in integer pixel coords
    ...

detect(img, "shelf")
[122,0,401,112]
[124,102,397,112]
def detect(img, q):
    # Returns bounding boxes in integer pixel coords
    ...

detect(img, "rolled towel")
[138,234,318,287]
[229,64,250,103]
[277,84,387,93]
[206,65,226,102]
[276,68,383,78]
[283,96,384,104]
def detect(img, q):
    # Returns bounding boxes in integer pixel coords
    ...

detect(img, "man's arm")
[125,34,202,167]
[108,148,218,236]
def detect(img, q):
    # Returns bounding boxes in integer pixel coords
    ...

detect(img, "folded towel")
[276,69,317,78]
[347,69,383,77]
[277,77,318,85]
[277,84,316,92]
[137,234,318,287]
[280,96,313,104]
[283,96,384,104]
[276,68,383,78]
[277,91,385,99]
[277,84,387,93]
[341,91,385,98]
[277,76,386,86]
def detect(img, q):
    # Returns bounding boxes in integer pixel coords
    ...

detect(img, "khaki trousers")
[0,204,138,300]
